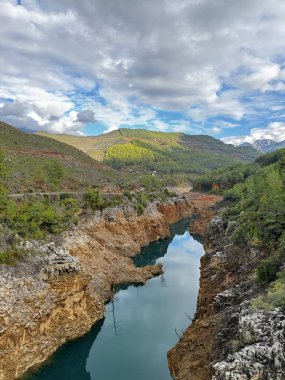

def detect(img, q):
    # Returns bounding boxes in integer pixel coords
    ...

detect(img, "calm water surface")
[24,219,204,380]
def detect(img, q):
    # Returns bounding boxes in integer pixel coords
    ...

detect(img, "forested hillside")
[38,129,259,180]
[195,148,285,311]
[0,122,121,193]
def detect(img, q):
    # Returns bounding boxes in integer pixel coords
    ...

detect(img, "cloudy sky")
[1,0,285,144]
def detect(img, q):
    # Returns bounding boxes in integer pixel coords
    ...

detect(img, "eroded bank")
[0,192,221,380]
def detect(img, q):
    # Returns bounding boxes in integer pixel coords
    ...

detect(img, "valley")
[1,122,285,380]
[2,2,285,379]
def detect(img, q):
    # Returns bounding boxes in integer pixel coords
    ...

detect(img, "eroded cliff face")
[0,192,220,380]
[168,216,285,380]
[0,245,104,380]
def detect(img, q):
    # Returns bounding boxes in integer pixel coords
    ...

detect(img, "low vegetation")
[0,191,80,240]
[193,163,259,192]
[0,140,177,265]
[199,148,285,312]
[0,122,121,193]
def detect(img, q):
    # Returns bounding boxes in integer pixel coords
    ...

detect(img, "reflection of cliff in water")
[133,218,192,268]
[25,222,192,379]
[23,320,104,380]
[23,215,205,380]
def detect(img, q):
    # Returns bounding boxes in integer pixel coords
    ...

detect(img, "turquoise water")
[24,219,204,380]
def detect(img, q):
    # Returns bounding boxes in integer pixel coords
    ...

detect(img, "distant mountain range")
[239,139,285,153]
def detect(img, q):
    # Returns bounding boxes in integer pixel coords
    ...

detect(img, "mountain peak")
[252,139,285,153]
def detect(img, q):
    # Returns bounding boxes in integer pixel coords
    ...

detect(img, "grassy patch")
[251,269,285,312]
[0,247,25,266]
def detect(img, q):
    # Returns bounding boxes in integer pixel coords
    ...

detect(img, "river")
[24,218,204,380]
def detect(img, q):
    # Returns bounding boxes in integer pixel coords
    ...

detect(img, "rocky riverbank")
[168,214,285,379]
[0,192,220,380]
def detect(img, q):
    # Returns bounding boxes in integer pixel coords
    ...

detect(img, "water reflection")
[133,217,192,268]
[24,219,204,380]
[23,320,104,380]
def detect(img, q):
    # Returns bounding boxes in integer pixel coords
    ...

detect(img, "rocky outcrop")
[0,192,221,380]
[0,245,103,380]
[213,308,285,379]
[168,216,285,380]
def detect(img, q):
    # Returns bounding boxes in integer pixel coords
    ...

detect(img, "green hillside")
[194,148,285,311]
[38,128,260,178]
[0,122,121,192]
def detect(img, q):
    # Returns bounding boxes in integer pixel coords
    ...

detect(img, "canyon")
[0,192,220,380]
[168,215,285,380]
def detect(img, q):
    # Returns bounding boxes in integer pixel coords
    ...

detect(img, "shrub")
[0,247,25,266]
[137,192,148,207]
[60,193,73,200]
[251,272,285,312]
[83,188,106,211]
[72,216,80,225]
[0,195,79,241]
[141,176,162,191]
[114,194,123,205]
[256,255,280,283]
[60,197,79,212]
[136,204,145,216]
[123,190,132,200]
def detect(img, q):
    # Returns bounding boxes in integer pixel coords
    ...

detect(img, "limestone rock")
[213,309,285,380]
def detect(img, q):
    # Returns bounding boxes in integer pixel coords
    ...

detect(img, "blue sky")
[1,0,285,145]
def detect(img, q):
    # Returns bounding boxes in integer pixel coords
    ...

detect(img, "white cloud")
[150,120,169,132]
[103,125,119,134]
[212,127,221,134]
[238,63,281,91]
[1,0,285,134]
[222,122,285,145]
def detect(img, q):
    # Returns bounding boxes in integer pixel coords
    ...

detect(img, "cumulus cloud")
[222,122,285,145]
[1,0,285,134]
[76,110,96,124]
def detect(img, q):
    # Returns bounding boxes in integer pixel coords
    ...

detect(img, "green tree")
[83,188,105,212]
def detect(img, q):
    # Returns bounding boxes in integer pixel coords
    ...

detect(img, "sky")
[1,0,285,145]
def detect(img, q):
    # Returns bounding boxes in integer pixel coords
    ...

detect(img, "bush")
[0,194,79,241]
[251,272,285,312]
[256,255,280,283]
[224,189,241,202]
[60,197,79,212]
[135,204,145,216]
[123,190,132,200]
[137,192,148,207]
[72,216,80,225]
[83,188,106,211]
[141,176,162,191]
[0,247,25,266]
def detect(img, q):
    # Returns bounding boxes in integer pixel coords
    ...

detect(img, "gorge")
[23,218,204,380]
[0,192,221,380]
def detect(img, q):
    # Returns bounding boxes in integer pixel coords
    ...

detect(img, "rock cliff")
[0,192,220,380]
[168,215,285,379]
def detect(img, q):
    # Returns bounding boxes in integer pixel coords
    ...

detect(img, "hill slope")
[0,122,121,192]
[38,129,260,177]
